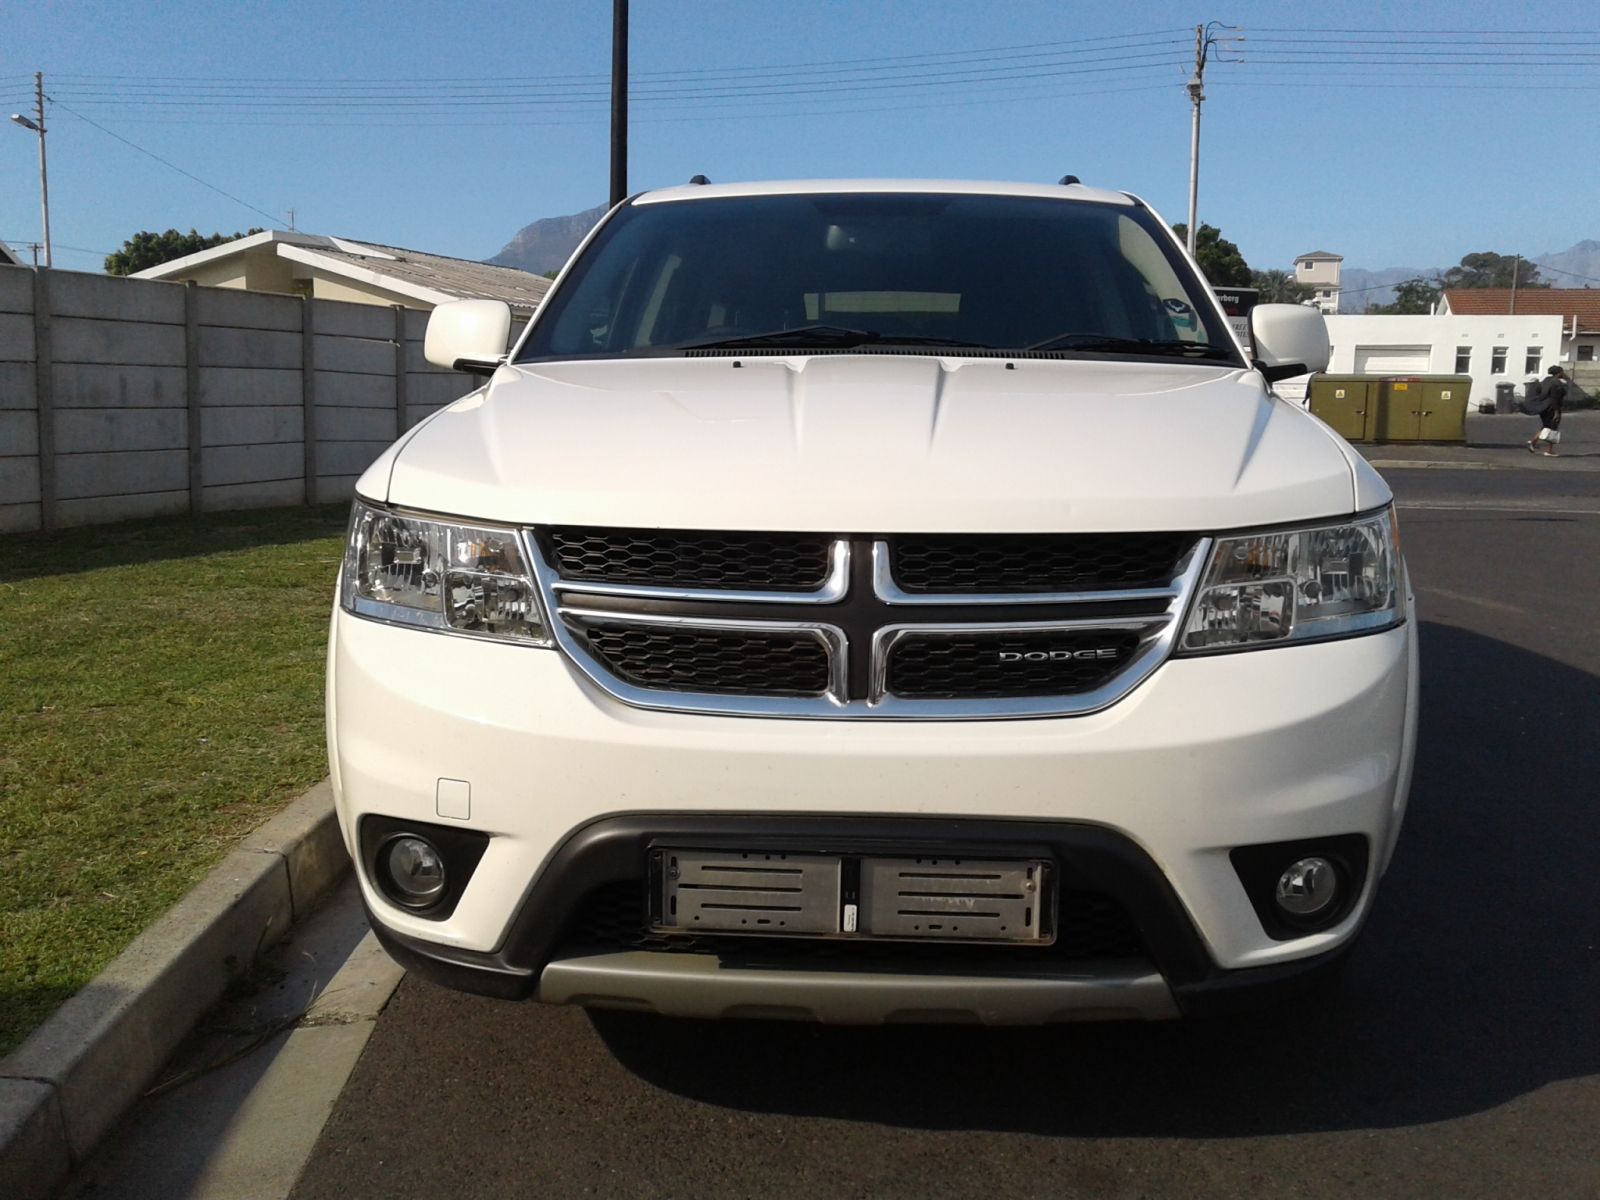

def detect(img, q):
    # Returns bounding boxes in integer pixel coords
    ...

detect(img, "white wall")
[1323,313,1565,406]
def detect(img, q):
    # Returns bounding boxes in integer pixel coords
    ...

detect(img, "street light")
[10,72,52,268]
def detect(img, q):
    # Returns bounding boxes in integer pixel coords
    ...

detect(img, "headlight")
[341,499,550,646]
[1180,507,1402,653]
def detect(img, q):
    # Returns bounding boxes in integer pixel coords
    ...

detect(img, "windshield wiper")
[680,324,882,351]
[1024,332,1234,358]
[680,326,994,352]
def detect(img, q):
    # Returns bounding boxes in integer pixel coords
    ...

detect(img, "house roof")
[0,238,22,267]
[1295,251,1343,263]
[132,230,550,313]
[1442,288,1600,332]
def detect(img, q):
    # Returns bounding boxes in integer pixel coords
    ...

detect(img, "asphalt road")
[292,421,1600,1200]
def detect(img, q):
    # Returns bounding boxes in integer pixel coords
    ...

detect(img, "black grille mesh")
[565,880,1143,962]
[545,527,832,590]
[581,623,830,696]
[888,630,1144,699]
[891,533,1193,594]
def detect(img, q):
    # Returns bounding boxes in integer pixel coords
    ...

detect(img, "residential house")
[133,230,550,317]
[1438,288,1600,391]
[1294,251,1343,315]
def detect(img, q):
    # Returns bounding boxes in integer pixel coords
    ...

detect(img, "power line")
[48,98,282,226]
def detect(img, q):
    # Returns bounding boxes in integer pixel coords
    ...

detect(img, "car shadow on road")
[593,620,1600,1138]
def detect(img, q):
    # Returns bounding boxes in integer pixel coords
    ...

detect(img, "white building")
[1439,289,1600,388]
[1320,312,1564,408]
[1294,251,1343,315]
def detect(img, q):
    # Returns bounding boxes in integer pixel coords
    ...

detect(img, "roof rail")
[688,174,711,185]
[1058,175,1081,186]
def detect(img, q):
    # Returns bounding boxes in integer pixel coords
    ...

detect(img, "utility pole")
[1183,23,1241,258]
[1185,26,1204,257]
[1509,253,1520,314]
[8,72,51,267]
[610,0,628,208]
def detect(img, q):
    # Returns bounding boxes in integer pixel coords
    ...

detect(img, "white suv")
[328,179,1417,1023]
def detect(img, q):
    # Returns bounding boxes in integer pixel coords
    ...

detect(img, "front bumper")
[329,602,1417,1014]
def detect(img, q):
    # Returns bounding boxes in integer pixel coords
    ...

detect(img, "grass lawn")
[0,503,350,1056]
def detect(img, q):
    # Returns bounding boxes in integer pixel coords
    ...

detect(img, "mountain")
[489,204,607,275]
[1337,239,1600,312]
[1535,238,1600,287]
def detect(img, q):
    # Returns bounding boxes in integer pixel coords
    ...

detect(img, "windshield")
[516,192,1240,364]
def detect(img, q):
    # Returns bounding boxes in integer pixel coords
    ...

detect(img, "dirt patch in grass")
[0,504,350,1056]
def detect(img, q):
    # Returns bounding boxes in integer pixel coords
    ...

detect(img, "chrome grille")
[529,528,1206,720]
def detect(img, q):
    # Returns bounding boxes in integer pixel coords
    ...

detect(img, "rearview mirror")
[1249,304,1330,383]
[424,300,513,374]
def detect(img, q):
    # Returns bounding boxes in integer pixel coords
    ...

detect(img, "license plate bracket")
[649,848,1052,944]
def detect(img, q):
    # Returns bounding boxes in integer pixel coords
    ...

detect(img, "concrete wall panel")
[0,363,36,407]
[315,475,360,502]
[0,410,37,455]
[202,478,305,512]
[197,366,301,408]
[317,441,393,476]
[312,302,392,340]
[52,364,186,409]
[0,455,40,505]
[57,490,188,528]
[0,313,37,362]
[204,442,303,487]
[315,372,392,408]
[0,500,41,533]
[53,318,185,367]
[198,326,301,370]
[50,272,184,324]
[315,335,393,376]
[55,449,186,500]
[0,266,34,314]
[55,409,186,455]
[201,406,303,447]
[316,406,397,442]
[196,287,301,332]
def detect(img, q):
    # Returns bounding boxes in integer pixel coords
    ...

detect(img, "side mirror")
[1249,304,1330,383]
[424,300,513,374]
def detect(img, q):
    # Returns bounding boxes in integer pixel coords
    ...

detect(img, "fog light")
[385,835,446,908]
[1275,856,1338,919]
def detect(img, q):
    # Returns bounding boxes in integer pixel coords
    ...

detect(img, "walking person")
[1527,365,1568,457]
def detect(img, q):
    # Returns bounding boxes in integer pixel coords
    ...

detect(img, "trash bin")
[1495,382,1516,414]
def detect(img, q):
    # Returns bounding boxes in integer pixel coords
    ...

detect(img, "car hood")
[375,355,1365,533]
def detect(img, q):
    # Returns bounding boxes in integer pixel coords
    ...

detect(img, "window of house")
[1490,347,1507,374]
[1579,344,1595,362]
[1525,348,1542,375]
[1455,346,1471,373]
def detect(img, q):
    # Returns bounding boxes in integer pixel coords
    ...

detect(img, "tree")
[1250,268,1313,305]
[105,228,264,275]
[1170,223,1251,287]
[1370,277,1443,315]
[1438,251,1548,291]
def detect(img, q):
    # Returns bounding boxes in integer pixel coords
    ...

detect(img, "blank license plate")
[652,849,1051,943]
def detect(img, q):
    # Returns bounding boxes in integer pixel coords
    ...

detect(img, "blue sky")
[4,1,1598,275]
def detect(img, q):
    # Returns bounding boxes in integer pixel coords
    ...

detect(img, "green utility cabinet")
[1308,374,1469,443]
[1307,376,1381,442]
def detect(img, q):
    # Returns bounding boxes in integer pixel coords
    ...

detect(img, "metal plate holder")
[656,850,842,935]
[859,857,1048,941]
[651,848,1052,944]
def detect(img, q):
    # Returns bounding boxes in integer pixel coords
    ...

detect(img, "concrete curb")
[0,780,349,1200]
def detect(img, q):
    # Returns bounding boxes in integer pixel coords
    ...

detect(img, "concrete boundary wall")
[0,264,476,532]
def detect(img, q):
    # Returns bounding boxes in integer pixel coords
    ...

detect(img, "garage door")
[1353,346,1431,374]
